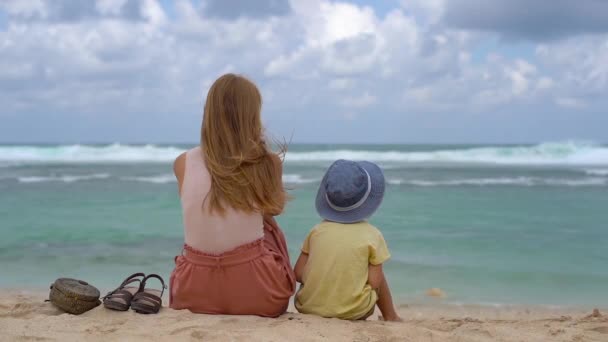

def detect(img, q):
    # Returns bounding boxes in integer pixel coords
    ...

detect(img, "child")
[294,159,402,321]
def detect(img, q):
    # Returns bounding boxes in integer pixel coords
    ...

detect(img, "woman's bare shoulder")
[173,152,187,179]
[173,152,187,195]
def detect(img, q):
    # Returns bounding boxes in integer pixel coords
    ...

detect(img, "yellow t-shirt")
[294,221,391,320]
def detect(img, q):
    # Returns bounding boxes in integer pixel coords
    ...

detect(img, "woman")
[170,74,295,317]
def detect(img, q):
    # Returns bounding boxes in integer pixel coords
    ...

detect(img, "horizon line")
[0,140,605,146]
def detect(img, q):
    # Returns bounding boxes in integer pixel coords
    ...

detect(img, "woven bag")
[48,278,101,314]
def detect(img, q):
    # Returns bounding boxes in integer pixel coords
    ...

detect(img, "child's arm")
[368,264,402,322]
[368,263,384,289]
[367,228,401,322]
[294,252,309,284]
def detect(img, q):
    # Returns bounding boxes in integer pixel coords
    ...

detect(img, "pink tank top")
[180,147,264,254]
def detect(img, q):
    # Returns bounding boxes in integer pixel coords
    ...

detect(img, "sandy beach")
[1,291,606,342]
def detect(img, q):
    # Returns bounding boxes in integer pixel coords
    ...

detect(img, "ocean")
[1,142,607,308]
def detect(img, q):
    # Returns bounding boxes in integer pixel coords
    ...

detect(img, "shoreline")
[3,287,608,312]
[1,290,607,341]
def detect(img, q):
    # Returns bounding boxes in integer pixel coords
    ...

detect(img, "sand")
[1,291,607,342]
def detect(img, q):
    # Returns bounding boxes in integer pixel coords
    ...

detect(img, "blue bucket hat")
[316,159,385,224]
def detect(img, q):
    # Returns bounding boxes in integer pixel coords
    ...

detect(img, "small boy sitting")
[294,159,402,321]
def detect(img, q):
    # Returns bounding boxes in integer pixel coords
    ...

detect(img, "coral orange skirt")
[170,217,295,317]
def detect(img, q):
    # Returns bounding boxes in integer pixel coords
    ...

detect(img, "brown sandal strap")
[131,292,162,314]
[103,273,145,300]
[120,273,146,288]
[109,289,135,300]
[132,292,161,304]
[140,274,167,297]
[131,302,159,314]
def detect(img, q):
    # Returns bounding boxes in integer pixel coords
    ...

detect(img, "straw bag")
[48,278,101,314]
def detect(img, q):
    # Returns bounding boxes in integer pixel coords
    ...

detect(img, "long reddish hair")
[201,73,286,215]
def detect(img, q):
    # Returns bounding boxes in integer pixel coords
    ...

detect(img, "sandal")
[103,273,145,311]
[131,274,166,314]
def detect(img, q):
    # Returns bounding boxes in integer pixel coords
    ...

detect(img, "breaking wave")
[1,142,607,166]
[18,173,110,183]
[387,177,607,187]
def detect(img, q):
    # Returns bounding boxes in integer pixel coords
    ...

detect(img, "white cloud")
[506,60,536,95]
[509,71,527,95]
[400,0,445,24]
[328,78,354,90]
[536,77,554,90]
[339,92,376,108]
[0,0,46,18]
[264,1,388,78]
[555,97,587,109]
[311,2,376,47]
[537,36,608,95]
[404,86,432,104]
[141,0,166,25]
[96,0,128,15]
[0,0,607,142]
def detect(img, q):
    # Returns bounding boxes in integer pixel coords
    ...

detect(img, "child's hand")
[378,314,403,322]
[385,315,403,322]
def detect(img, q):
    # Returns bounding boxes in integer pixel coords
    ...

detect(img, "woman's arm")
[173,152,187,196]
[294,252,309,283]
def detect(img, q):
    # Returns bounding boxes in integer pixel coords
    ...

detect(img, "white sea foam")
[17,173,110,183]
[282,174,318,184]
[120,174,176,184]
[1,141,608,166]
[387,177,607,187]
[584,169,608,176]
[116,173,317,184]
[285,141,608,165]
[0,144,184,164]
[542,178,607,186]
[388,177,535,186]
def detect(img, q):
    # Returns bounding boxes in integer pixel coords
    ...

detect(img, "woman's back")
[180,146,263,254]
[170,73,294,317]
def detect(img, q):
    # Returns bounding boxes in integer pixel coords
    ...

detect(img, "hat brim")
[315,161,385,224]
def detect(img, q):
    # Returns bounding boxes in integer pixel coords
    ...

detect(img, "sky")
[0,0,607,144]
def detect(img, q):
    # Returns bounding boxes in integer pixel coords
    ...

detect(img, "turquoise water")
[1,142,607,307]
